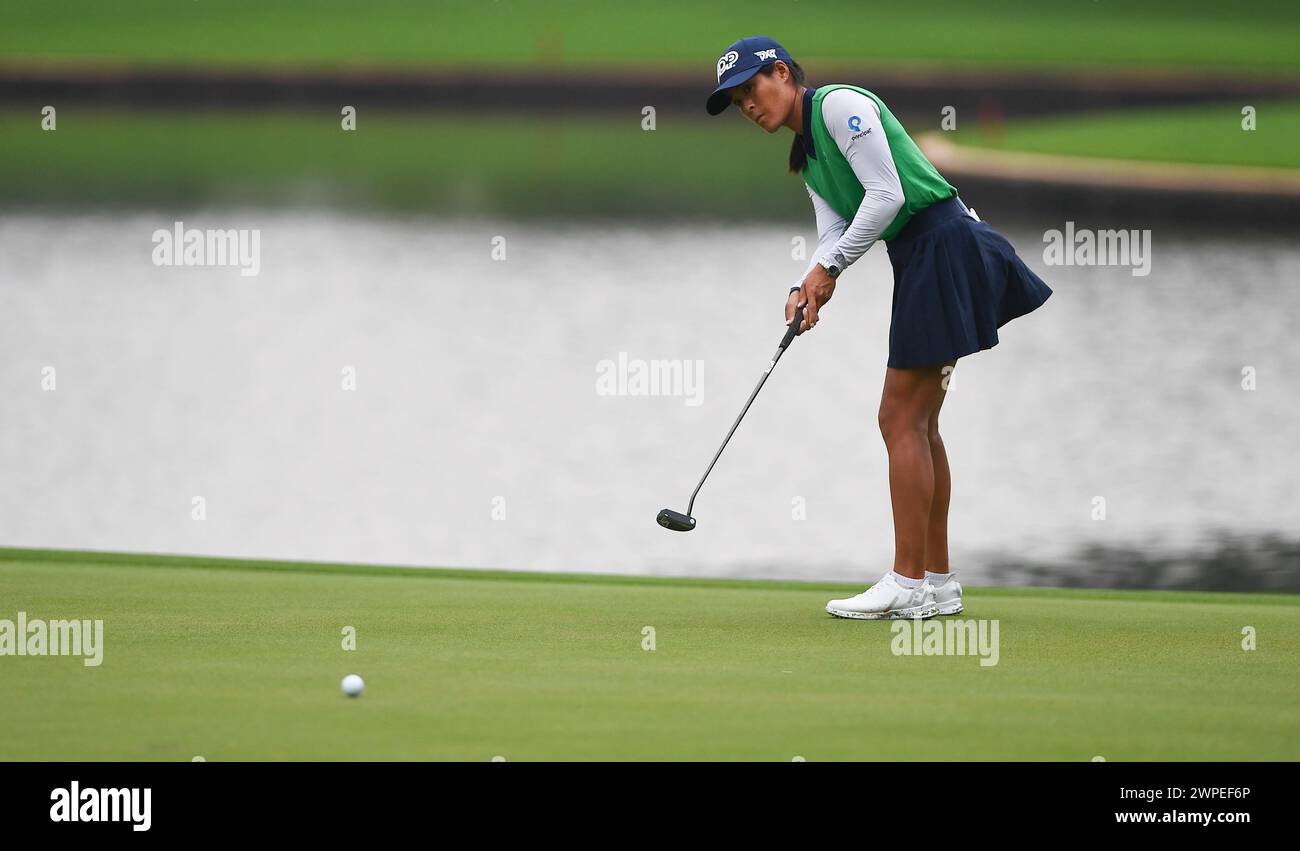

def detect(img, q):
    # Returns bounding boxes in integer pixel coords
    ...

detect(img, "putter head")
[656,508,696,532]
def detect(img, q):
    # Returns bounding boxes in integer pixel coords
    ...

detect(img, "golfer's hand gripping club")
[781,302,804,349]
[655,305,804,532]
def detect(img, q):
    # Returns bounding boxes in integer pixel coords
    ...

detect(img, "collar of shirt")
[799,86,818,160]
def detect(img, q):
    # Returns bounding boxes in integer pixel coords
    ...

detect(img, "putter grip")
[780,305,805,350]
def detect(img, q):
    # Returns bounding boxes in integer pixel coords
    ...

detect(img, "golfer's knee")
[878,406,929,445]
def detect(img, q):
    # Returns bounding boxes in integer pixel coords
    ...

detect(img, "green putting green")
[1,548,1296,760]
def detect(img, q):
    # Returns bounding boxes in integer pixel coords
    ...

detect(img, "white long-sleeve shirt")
[792,88,905,292]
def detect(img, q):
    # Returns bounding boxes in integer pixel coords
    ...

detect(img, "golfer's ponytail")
[757,59,808,174]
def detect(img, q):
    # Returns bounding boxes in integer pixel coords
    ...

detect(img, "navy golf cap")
[706,36,794,115]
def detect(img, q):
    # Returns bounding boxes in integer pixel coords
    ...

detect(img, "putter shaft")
[685,306,804,516]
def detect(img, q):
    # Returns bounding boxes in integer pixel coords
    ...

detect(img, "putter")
[657,304,805,532]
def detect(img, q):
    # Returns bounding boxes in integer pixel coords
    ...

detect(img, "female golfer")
[706,36,1052,619]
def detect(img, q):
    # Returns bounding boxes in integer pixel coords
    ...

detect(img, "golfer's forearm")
[793,185,847,291]
[795,225,847,289]
[827,190,904,267]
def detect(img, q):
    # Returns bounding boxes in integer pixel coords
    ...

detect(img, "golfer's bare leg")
[879,361,951,580]
[925,363,955,575]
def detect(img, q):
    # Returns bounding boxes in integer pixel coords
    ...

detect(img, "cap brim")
[705,64,764,115]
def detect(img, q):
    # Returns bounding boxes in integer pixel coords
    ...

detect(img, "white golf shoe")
[825,572,938,620]
[930,575,964,616]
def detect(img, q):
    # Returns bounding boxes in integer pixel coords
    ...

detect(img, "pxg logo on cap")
[706,36,793,115]
[717,50,740,81]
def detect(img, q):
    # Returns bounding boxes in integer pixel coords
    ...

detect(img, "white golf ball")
[341,674,364,697]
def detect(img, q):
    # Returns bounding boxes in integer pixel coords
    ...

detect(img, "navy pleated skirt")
[883,195,1052,370]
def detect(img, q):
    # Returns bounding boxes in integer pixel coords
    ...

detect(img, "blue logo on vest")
[847,115,862,132]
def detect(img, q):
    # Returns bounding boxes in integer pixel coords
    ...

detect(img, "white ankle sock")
[926,570,954,587]
[891,571,923,588]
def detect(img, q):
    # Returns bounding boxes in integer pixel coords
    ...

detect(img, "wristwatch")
[818,251,847,279]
